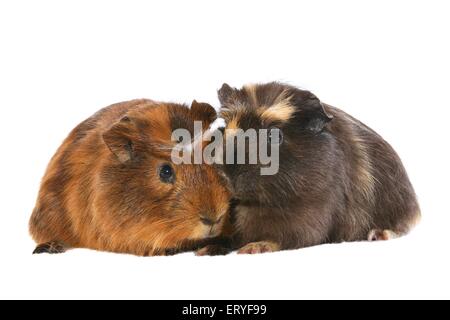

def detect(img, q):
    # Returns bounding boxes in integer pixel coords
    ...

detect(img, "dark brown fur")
[214,82,420,254]
[29,99,231,256]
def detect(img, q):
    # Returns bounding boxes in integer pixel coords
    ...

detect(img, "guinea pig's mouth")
[210,232,222,239]
[205,227,221,239]
[191,223,221,240]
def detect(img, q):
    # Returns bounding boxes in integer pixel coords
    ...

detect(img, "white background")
[1,0,449,300]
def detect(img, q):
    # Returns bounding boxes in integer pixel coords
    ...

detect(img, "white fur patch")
[208,117,226,133]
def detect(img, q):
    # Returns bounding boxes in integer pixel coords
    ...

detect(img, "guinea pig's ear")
[292,90,333,134]
[191,100,217,123]
[102,116,137,163]
[217,83,237,106]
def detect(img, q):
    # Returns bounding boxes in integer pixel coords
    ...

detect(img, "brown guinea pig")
[200,82,421,255]
[29,99,231,256]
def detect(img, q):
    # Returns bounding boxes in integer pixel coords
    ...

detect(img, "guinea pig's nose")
[200,216,215,226]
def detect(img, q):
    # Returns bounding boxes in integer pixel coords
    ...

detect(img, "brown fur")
[29,99,231,256]
[214,82,420,254]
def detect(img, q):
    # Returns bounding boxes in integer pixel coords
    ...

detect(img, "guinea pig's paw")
[32,241,67,254]
[195,245,232,256]
[237,241,280,255]
[367,229,399,242]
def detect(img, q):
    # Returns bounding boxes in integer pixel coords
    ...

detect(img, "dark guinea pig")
[29,99,231,256]
[200,82,420,255]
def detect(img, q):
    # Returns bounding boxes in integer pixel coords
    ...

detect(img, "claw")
[33,241,66,254]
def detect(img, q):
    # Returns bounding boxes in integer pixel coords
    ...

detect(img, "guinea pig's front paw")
[367,229,400,242]
[196,245,232,256]
[32,241,66,254]
[237,241,280,255]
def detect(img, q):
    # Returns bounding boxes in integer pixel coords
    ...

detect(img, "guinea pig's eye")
[158,164,175,183]
[268,127,284,145]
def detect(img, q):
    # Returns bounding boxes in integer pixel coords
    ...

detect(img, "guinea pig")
[200,82,420,255]
[29,99,231,256]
